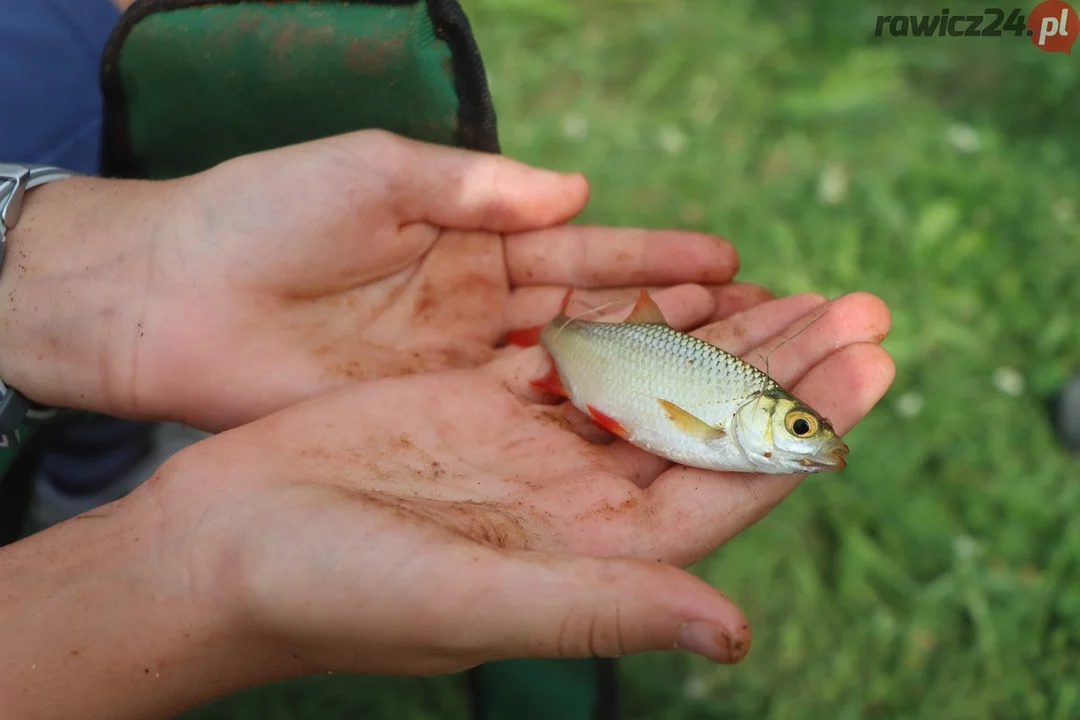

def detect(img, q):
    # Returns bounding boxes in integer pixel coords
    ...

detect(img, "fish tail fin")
[506,289,575,348]
[505,325,544,347]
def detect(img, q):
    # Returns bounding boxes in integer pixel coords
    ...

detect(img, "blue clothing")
[1,0,156,495]
[0,0,119,172]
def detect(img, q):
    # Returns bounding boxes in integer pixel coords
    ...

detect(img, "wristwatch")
[0,163,77,446]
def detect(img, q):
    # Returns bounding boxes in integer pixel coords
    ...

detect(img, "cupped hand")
[0,131,768,431]
[130,130,769,430]
[151,285,893,678]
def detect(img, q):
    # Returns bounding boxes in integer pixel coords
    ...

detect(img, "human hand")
[168,288,892,675]
[0,286,891,720]
[0,131,769,432]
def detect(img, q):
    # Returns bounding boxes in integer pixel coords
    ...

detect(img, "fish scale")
[544,320,776,469]
[561,322,775,403]
[531,289,849,474]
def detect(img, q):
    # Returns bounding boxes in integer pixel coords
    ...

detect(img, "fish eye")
[785,410,818,438]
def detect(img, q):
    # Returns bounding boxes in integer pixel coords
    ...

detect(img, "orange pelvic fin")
[529,364,567,397]
[658,399,726,440]
[623,289,669,325]
[586,404,628,438]
[506,289,575,347]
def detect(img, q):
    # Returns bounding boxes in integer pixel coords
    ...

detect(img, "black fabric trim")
[0,419,67,547]
[465,666,485,720]
[0,448,36,546]
[595,658,620,720]
[424,0,499,153]
[100,0,499,178]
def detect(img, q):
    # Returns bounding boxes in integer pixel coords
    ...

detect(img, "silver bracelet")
[0,163,78,445]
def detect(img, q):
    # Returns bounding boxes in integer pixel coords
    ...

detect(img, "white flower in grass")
[560,112,588,142]
[895,391,924,419]
[946,123,980,153]
[1053,197,1075,225]
[992,366,1024,397]
[816,163,848,205]
[953,534,978,559]
[682,673,708,700]
[657,124,688,155]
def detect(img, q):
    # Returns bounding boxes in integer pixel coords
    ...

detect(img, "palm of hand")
[180,287,892,674]
[311,229,522,380]
[275,287,889,559]
[147,132,757,431]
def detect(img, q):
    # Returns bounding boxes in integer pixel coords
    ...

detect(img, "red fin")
[506,289,575,347]
[586,405,628,438]
[554,287,574,316]
[529,364,567,397]
[623,289,668,325]
[506,326,543,347]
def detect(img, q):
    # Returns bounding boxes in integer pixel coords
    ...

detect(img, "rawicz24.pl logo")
[873,0,1080,52]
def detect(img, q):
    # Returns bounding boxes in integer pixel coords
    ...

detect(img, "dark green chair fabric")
[100,0,499,179]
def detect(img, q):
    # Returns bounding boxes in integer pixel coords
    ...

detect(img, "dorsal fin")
[623,289,669,325]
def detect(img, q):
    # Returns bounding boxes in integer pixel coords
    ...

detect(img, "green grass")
[185,0,1080,717]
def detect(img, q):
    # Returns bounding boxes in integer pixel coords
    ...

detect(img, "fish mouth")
[798,439,849,470]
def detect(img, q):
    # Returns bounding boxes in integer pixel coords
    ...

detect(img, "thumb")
[368,132,591,232]
[456,550,752,665]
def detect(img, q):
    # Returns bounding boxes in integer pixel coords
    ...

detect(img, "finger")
[645,343,896,566]
[739,291,892,390]
[446,549,752,665]
[505,227,740,287]
[690,293,828,356]
[368,131,591,232]
[506,281,776,332]
[491,285,717,401]
[506,286,685,331]
[707,282,776,322]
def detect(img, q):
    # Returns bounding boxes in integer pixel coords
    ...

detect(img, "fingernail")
[675,621,743,663]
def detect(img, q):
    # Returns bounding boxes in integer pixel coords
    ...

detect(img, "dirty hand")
[192,286,892,672]
[0,285,891,719]
[0,130,769,432]
[0,285,891,720]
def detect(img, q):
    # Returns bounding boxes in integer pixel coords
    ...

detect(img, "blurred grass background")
[186,0,1080,717]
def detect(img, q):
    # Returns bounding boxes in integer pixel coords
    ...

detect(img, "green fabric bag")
[95,1,619,718]
[100,0,500,178]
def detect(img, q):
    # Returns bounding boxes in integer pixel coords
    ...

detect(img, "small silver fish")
[514,289,849,474]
